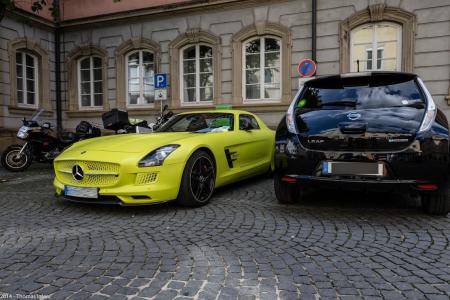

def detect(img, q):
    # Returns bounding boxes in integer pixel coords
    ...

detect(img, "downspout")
[53,0,62,133]
[311,0,317,72]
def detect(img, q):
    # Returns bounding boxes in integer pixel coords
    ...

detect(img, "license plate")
[322,161,383,176]
[64,186,98,199]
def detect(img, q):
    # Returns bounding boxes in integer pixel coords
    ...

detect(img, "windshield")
[157,113,234,133]
[297,79,425,110]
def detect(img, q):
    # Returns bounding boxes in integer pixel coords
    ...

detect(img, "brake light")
[417,78,436,133]
[281,176,297,183]
[416,184,438,191]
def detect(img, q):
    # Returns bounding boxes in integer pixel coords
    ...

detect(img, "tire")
[274,172,302,204]
[176,150,216,207]
[1,144,32,172]
[421,187,450,216]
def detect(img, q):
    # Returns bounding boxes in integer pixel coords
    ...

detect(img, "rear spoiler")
[305,72,418,89]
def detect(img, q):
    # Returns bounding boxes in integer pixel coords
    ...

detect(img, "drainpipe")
[53,0,62,133]
[311,0,317,72]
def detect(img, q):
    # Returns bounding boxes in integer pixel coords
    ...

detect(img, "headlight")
[417,78,436,133]
[17,127,30,139]
[138,144,180,167]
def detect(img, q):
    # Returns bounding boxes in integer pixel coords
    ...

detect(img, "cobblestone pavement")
[0,165,449,300]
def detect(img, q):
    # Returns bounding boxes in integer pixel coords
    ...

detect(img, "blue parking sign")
[155,73,168,89]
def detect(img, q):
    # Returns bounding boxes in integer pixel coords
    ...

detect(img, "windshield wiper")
[318,100,357,107]
[390,102,425,109]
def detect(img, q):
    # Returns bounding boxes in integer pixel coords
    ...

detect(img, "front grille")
[55,160,120,187]
[135,172,158,185]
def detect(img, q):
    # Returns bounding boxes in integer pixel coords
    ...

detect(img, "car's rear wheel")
[177,150,215,207]
[421,187,450,216]
[274,173,302,204]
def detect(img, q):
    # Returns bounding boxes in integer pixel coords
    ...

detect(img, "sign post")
[154,73,168,113]
[297,59,317,89]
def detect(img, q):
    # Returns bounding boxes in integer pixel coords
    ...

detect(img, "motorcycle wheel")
[1,144,32,172]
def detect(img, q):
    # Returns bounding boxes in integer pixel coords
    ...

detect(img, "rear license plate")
[322,161,383,176]
[64,186,98,199]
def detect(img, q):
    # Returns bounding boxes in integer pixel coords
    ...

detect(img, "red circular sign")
[297,59,317,77]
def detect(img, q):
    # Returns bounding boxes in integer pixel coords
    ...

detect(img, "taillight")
[286,90,302,134]
[417,77,436,133]
[416,184,438,191]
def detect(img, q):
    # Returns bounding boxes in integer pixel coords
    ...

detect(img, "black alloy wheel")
[177,150,216,207]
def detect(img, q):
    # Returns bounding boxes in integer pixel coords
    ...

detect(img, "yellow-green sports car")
[53,110,275,206]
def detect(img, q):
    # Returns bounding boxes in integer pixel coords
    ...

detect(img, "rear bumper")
[282,175,421,192]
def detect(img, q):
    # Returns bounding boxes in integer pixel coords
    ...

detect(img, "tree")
[0,0,56,23]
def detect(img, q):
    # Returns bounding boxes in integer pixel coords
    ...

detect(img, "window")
[126,50,155,105]
[243,36,281,101]
[180,44,213,103]
[239,114,260,130]
[350,22,401,72]
[78,56,103,108]
[16,51,38,107]
[366,48,384,70]
[158,113,234,133]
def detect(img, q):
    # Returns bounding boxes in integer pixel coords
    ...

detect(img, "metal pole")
[311,0,317,66]
[54,0,62,133]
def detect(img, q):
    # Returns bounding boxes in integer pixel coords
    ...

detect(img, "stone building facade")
[1,0,450,148]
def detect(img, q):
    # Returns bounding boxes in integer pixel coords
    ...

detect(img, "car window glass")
[239,115,260,130]
[158,113,234,133]
[297,79,424,110]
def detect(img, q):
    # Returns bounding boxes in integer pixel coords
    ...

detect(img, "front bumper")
[54,161,185,205]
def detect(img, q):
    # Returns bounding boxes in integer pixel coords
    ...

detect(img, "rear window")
[296,77,425,110]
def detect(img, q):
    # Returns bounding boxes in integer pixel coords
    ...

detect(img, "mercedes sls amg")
[54,110,274,206]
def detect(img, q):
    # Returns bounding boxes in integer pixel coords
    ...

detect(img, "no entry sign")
[297,59,317,77]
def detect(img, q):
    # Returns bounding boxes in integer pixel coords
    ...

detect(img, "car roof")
[304,71,418,89]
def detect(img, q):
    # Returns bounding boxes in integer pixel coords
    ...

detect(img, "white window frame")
[242,35,282,103]
[16,51,39,108]
[350,22,402,72]
[179,43,214,106]
[77,56,103,110]
[365,47,384,70]
[125,50,155,107]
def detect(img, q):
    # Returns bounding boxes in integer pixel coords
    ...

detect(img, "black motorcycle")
[102,105,174,134]
[1,109,101,172]
[151,104,174,131]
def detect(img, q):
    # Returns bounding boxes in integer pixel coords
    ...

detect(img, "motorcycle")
[102,105,174,134]
[1,109,101,172]
[150,105,174,131]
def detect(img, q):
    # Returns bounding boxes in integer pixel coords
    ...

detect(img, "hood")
[68,132,193,154]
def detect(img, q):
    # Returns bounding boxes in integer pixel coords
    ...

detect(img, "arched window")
[180,44,213,103]
[78,56,103,108]
[243,36,281,101]
[350,22,401,72]
[126,50,155,105]
[16,51,38,107]
[339,4,415,73]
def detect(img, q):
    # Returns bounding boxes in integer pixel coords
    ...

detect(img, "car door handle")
[339,122,367,134]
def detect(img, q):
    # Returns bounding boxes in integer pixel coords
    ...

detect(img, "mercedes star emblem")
[347,111,362,121]
[72,165,84,181]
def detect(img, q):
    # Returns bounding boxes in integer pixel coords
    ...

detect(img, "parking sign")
[155,73,168,89]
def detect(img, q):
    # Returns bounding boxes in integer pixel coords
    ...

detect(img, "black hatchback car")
[274,72,449,215]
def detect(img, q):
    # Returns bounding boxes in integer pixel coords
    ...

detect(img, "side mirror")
[163,104,168,111]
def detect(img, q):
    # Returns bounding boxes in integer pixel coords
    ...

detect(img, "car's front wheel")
[421,187,450,216]
[177,150,216,207]
[274,173,302,204]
